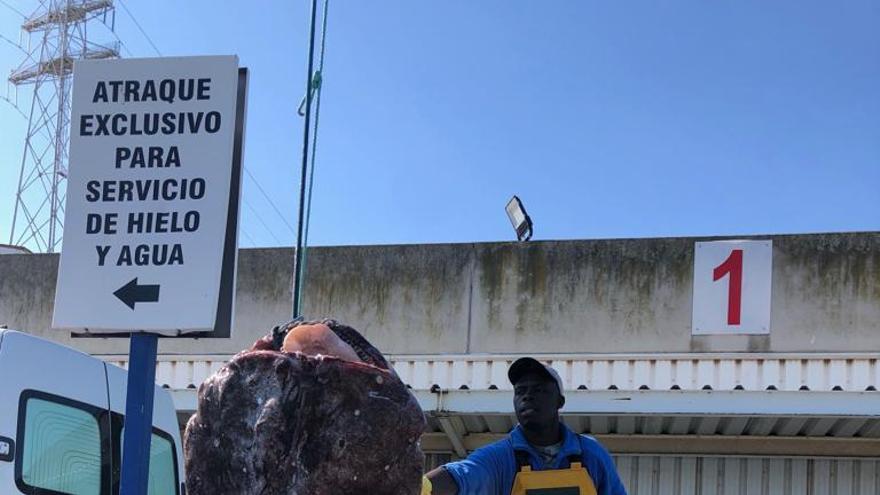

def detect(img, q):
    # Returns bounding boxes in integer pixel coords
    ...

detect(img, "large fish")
[184,319,426,494]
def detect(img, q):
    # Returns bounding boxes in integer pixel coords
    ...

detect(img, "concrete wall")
[0,232,877,355]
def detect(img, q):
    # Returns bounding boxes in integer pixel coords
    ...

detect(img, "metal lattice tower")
[6,0,118,253]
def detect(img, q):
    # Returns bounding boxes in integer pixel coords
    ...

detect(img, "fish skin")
[184,320,426,494]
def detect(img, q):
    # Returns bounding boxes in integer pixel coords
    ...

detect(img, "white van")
[0,329,185,494]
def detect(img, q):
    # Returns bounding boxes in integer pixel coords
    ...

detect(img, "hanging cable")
[244,199,283,245]
[116,0,161,56]
[291,0,320,319]
[244,166,297,237]
[296,0,330,313]
[241,229,257,248]
[0,0,25,18]
[0,32,36,62]
[104,28,135,57]
[111,0,295,250]
[118,41,134,58]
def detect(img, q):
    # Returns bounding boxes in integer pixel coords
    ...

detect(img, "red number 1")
[713,249,743,325]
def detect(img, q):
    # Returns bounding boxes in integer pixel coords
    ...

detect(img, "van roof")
[0,328,177,415]
[0,328,100,360]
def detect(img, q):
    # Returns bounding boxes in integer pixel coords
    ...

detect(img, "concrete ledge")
[4,232,880,355]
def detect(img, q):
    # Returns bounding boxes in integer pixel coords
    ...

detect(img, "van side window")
[113,416,179,495]
[146,432,177,495]
[16,391,106,495]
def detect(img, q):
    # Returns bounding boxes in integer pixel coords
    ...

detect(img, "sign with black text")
[53,56,244,336]
[692,240,772,335]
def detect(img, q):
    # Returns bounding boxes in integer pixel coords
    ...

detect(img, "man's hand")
[425,467,458,495]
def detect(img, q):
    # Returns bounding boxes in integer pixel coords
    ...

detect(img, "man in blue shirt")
[423,357,627,495]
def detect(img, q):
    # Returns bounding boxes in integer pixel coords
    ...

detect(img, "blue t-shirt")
[443,424,627,495]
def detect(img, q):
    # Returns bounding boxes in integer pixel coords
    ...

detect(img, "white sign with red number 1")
[692,240,772,335]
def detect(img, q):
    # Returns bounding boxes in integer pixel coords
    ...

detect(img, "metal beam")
[23,0,113,32]
[420,433,880,458]
[415,389,880,417]
[10,46,119,84]
[437,417,467,458]
[170,387,880,436]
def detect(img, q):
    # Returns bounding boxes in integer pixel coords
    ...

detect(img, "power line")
[0,32,35,61]
[109,0,292,244]
[243,198,283,245]
[241,228,256,248]
[118,40,134,58]
[0,97,28,119]
[104,28,135,58]
[0,0,26,18]
[244,166,297,236]
[116,0,161,56]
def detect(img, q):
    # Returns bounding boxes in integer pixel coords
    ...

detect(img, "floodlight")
[505,195,533,242]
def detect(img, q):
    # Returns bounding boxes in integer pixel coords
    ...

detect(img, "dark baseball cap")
[508,357,564,396]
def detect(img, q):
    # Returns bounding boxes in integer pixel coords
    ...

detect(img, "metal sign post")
[119,332,158,495]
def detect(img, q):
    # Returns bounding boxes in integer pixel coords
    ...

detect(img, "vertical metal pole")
[50,51,68,252]
[292,0,319,319]
[48,0,70,252]
[9,85,39,246]
[119,332,158,495]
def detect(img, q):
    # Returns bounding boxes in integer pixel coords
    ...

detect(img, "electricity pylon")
[6,0,118,252]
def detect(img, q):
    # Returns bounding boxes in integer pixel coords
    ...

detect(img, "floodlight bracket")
[506,195,533,242]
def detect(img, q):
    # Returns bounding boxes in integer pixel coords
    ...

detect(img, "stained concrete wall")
[0,232,877,355]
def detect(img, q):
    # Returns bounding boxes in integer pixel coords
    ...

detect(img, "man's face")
[513,371,563,430]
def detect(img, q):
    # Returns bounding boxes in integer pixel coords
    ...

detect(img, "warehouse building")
[1,232,878,493]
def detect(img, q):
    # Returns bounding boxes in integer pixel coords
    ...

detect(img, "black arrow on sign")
[113,278,160,310]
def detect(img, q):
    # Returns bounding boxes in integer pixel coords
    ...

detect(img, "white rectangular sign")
[53,56,242,335]
[692,240,772,335]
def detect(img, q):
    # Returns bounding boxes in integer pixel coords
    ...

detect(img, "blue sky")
[0,1,878,249]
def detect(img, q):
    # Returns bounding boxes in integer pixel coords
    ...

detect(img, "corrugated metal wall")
[134,354,880,493]
[130,354,880,393]
[390,355,880,393]
[613,456,880,495]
